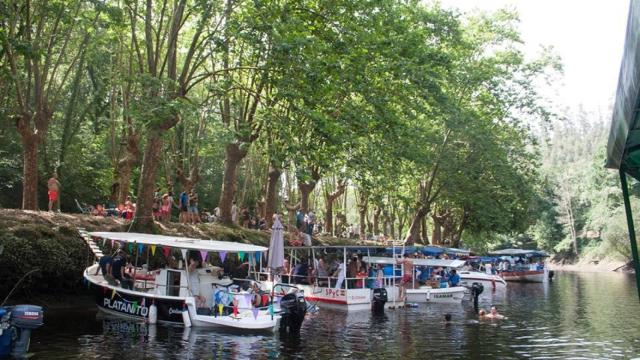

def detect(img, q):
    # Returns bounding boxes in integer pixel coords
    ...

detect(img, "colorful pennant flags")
[200,250,208,263]
[252,308,259,319]
[238,252,245,261]
[150,245,156,256]
[219,251,227,263]
[162,246,171,258]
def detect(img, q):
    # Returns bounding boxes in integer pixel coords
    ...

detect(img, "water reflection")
[29,272,640,359]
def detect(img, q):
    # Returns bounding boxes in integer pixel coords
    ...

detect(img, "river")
[27,272,640,359]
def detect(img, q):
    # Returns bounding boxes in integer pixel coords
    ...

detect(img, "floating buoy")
[182,305,192,327]
[148,302,158,324]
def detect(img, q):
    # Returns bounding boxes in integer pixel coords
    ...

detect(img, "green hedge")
[0,224,89,300]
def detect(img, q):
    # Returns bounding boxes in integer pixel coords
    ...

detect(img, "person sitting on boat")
[315,258,329,286]
[111,250,133,290]
[188,258,206,308]
[292,259,309,284]
[250,282,269,307]
[95,253,113,277]
[448,269,460,287]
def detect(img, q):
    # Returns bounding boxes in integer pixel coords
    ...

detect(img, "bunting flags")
[269,304,274,316]
[127,242,133,253]
[255,252,261,262]
[219,251,227,263]
[180,249,187,262]
[218,304,224,315]
[252,308,259,319]
[111,289,116,300]
[138,243,144,254]
[162,246,171,258]
[132,301,138,312]
[238,252,245,261]
[244,294,253,306]
[276,295,282,306]
[151,245,156,256]
[141,298,146,307]
[111,239,115,247]
[233,305,238,317]
[103,237,107,246]
[200,250,208,263]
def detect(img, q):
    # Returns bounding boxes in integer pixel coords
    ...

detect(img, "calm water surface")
[29,272,640,359]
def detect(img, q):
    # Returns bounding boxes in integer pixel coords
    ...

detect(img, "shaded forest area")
[1,0,632,263]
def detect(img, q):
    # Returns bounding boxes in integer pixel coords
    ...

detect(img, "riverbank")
[549,258,633,273]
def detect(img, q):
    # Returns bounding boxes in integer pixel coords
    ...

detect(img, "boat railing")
[208,287,277,319]
[254,271,400,290]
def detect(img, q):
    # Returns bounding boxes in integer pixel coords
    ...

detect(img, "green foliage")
[0,225,88,298]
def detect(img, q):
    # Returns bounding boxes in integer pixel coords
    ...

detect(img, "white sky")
[439,0,630,116]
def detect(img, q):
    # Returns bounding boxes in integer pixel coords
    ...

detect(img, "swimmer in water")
[484,306,506,319]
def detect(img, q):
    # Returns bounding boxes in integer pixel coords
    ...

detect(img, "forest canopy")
[5,0,625,260]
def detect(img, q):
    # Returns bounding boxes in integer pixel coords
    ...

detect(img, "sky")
[439,0,630,117]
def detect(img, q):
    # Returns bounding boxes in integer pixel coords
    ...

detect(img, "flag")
[127,243,133,253]
[218,304,224,315]
[162,246,171,258]
[151,245,156,256]
[180,249,187,262]
[238,252,245,261]
[111,289,116,299]
[200,250,208,263]
[252,308,259,319]
[138,243,144,254]
[219,251,227,263]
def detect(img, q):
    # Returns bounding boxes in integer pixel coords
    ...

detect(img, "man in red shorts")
[396,253,414,301]
[48,173,61,212]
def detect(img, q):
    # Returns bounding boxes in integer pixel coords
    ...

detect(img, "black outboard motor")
[471,283,484,313]
[371,288,388,313]
[0,305,44,358]
[548,270,555,282]
[279,292,307,333]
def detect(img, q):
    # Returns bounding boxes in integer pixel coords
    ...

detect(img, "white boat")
[458,270,507,291]
[489,249,550,283]
[363,256,467,304]
[84,232,307,332]
[262,246,404,311]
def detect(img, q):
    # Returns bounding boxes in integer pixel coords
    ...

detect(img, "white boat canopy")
[362,256,466,268]
[488,249,548,257]
[89,232,267,253]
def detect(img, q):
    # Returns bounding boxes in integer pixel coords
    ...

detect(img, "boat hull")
[266,282,404,311]
[458,272,507,291]
[499,270,545,283]
[405,286,467,303]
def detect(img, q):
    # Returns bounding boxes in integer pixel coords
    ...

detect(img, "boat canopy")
[362,256,465,268]
[89,232,267,253]
[488,249,549,257]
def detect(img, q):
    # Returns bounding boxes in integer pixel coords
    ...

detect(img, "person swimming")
[483,306,506,319]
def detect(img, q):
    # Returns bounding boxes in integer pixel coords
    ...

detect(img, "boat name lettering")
[433,294,452,298]
[168,308,183,315]
[103,298,149,317]
[324,288,346,298]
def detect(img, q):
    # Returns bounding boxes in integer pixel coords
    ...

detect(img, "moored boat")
[363,256,468,304]
[84,232,307,332]
[488,249,549,283]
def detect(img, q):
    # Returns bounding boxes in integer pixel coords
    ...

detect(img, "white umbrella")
[267,216,285,271]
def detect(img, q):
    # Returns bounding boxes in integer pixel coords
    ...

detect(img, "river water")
[28,272,640,359]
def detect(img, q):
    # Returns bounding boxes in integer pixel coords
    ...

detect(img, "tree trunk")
[432,215,442,246]
[21,136,39,210]
[264,162,281,228]
[421,216,429,244]
[372,206,382,235]
[218,143,248,224]
[299,183,314,214]
[357,192,368,241]
[130,131,165,232]
[324,181,346,235]
[405,207,428,245]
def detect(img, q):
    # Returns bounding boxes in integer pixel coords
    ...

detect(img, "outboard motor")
[0,305,44,358]
[279,292,307,333]
[371,288,388,313]
[471,283,484,313]
[548,270,555,282]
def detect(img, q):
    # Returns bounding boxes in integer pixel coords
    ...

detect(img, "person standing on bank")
[48,172,61,212]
